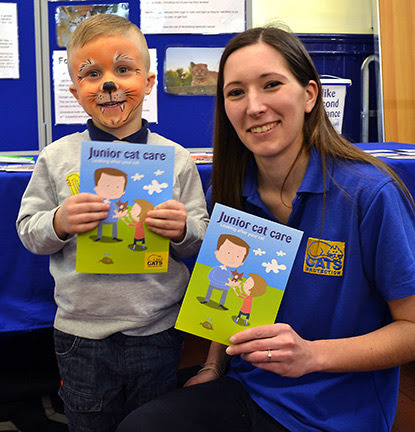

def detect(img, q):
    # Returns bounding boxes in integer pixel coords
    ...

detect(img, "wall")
[378,0,415,144]
[1,0,379,153]
[252,0,374,34]
[251,0,379,143]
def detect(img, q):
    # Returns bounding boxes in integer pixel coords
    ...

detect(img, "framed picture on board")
[164,47,224,96]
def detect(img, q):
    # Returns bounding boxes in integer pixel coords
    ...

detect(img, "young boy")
[16,14,209,432]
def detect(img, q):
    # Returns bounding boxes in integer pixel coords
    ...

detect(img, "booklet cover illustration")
[175,203,303,345]
[76,140,175,274]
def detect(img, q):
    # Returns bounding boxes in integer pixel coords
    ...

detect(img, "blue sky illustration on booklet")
[76,140,175,274]
[176,203,304,345]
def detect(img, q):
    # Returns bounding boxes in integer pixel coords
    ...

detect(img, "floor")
[391,361,415,432]
[0,332,414,432]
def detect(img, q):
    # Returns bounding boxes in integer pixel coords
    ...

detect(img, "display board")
[44,0,247,150]
[0,0,376,153]
[0,0,39,153]
[0,0,246,152]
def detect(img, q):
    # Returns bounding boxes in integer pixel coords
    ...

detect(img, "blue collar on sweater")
[86,118,149,144]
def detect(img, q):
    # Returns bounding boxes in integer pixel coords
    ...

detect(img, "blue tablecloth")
[355,142,415,198]
[1,164,212,333]
[0,170,55,333]
[2,142,415,333]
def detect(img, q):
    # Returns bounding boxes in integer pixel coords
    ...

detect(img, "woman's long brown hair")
[211,26,413,214]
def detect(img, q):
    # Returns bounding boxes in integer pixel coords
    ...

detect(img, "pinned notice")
[321,77,352,134]
[0,3,19,79]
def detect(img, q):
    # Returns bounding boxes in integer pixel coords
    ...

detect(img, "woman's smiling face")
[68,32,155,138]
[223,42,317,164]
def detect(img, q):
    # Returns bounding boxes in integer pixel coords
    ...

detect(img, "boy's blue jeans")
[54,327,184,432]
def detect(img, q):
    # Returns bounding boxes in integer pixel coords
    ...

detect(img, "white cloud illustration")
[262,259,287,274]
[143,179,169,195]
[131,172,144,181]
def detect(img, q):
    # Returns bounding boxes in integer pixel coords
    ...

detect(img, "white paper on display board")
[321,78,352,134]
[0,3,19,79]
[140,0,245,34]
[52,49,158,125]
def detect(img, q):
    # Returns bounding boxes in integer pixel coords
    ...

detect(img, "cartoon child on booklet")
[231,273,267,326]
[124,199,154,251]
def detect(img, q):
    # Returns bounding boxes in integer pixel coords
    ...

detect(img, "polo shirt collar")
[87,118,149,144]
[243,147,332,201]
[297,147,332,194]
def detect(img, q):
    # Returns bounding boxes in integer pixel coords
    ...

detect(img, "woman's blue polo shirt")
[223,148,415,432]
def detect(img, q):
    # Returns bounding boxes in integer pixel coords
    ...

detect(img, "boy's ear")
[145,72,156,96]
[69,83,79,101]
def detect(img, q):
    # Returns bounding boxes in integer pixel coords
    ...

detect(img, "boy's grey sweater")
[17,129,209,339]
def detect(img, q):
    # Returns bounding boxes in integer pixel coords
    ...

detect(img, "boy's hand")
[53,193,109,240]
[145,199,187,242]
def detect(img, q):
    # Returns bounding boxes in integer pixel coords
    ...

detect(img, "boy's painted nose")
[103,81,117,93]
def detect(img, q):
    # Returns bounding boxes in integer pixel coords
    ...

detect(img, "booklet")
[76,140,175,274]
[175,203,303,345]
[0,155,35,164]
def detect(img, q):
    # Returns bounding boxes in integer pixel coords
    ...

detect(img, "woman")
[117,26,415,432]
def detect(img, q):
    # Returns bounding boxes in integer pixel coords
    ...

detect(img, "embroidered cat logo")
[303,238,345,276]
[190,62,218,86]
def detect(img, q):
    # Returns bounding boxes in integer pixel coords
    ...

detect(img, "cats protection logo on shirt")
[303,237,345,276]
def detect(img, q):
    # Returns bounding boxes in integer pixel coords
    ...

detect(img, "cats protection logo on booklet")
[144,252,169,271]
[303,237,345,277]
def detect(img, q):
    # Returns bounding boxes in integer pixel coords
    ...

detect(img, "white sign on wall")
[140,0,245,34]
[0,3,19,79]
[321,78,352,134]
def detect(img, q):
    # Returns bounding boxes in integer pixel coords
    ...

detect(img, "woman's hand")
[183,369,219,387]
[226,323,317,378]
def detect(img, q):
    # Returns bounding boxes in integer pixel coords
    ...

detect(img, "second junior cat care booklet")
[175,203,303,345]
[76,140,174,274]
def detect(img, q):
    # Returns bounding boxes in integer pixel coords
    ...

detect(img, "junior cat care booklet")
[76,140,174,274]
[175,203,303,345]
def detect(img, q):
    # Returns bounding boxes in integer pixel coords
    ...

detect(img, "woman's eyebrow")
[223,72,287,90]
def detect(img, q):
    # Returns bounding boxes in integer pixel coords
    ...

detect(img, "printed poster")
[175,203,303,345]
[76,140,174,274]
[0,3,19,79]
[140,0,245,34]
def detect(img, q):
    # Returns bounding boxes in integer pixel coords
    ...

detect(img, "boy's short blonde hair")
[66,14,150,72]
